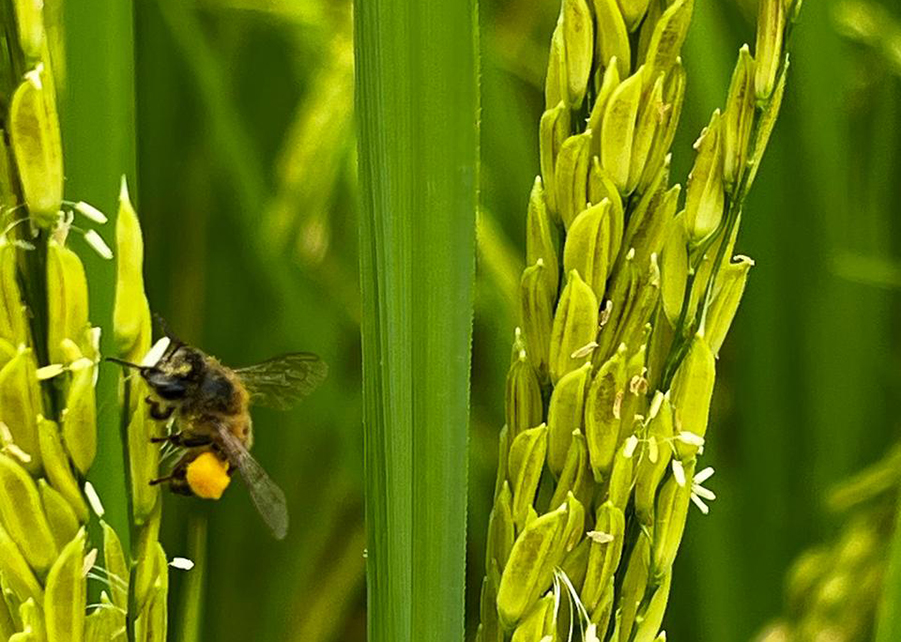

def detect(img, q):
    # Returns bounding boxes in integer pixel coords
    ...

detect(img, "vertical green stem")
[876,493,901,641]
[121,377,138,642]
[178,516,208,642]
[60,0,137,549]
[355,0,479,638]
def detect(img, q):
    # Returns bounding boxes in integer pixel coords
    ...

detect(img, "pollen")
[186,452,231,500]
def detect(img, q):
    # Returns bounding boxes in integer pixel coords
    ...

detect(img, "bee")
[109,331,327,539]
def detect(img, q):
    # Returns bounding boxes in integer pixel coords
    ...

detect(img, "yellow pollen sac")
[186,452,231,500]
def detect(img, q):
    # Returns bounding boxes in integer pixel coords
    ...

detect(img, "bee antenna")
[105,357,143,370]
[152,313,184,347]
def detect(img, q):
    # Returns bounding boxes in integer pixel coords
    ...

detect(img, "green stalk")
[177,516,208,642]
[60,0,137,550]
[154,0,266,217]
[355,0,479,638]
[877,493,901,641]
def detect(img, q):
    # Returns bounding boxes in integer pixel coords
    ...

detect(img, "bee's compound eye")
[157,382,187,400]
[186,452,231,500]
[144,371,188,400]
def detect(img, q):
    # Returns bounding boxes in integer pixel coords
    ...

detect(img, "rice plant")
[6,0,901,639]
[758,446,901,642]
[477,0,800,639]
[0,1,167,639]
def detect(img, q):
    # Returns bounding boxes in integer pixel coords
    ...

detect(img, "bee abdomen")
[235,415,253,449]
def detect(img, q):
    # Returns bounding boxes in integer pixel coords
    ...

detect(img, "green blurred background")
[58,0,901,639]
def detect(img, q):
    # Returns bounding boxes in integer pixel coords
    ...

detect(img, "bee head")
[143,344,206,400]
[108,343,206,402]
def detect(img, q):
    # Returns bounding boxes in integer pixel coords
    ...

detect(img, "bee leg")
[145,397,175,421]
[149,471,191,494]
[150,405,174,420]
[149,474,174,486]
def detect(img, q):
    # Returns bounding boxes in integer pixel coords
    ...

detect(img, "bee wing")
[215,426,289,540]
[235,352,327,410]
